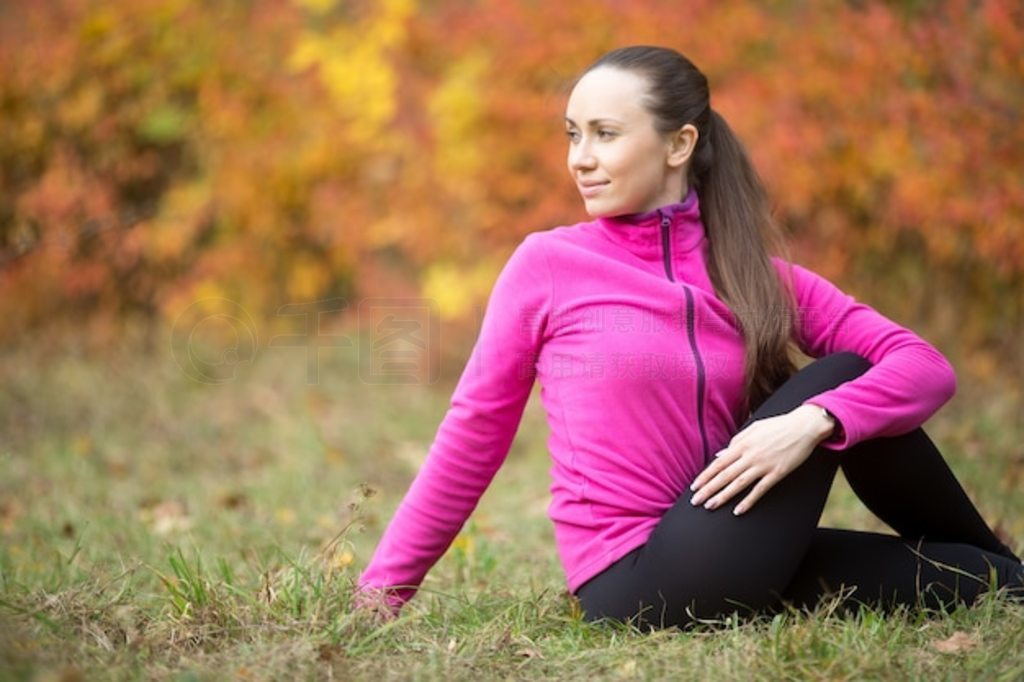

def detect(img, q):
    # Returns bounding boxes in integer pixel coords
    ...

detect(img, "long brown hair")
[580,46,797,413]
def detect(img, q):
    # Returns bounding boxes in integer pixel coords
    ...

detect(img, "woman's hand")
[351,585,401,626]
[689,404,835,515]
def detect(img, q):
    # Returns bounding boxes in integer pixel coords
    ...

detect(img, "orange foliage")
[0,0,1021,367]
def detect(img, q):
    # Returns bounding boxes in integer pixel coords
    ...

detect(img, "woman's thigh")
[576,352,875,630]
[575,445,839,630]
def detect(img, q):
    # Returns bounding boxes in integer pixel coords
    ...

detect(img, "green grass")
[1,320,1022,680]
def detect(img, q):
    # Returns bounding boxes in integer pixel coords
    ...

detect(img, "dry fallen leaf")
[1,499,24,534]
[618,659,639,676]
[275,507,297,525]
[138,499,193,535]
[932,631,979,654]
[218,491,247,510]
[490,627,513,652]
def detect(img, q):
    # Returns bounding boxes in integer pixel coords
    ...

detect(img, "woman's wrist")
[795,403,836,443]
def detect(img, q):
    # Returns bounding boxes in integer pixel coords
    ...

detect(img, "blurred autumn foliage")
[1,0,1021,379]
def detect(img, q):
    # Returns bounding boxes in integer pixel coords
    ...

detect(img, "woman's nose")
[569,141,597,171]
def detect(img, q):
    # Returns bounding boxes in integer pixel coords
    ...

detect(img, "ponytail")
[694,109,797,413]
[582,46,798,414]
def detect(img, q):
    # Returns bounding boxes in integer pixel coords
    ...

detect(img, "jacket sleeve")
[354,233,552,615]
[776,259,957,450]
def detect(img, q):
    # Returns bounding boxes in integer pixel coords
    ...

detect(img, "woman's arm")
[690,259,957,515]
[782,260,957,450]
[353,234,552,616]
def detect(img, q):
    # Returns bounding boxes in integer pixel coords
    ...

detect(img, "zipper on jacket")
[659,212,675,281]
[685,287,711,464]
[659,209,711,465]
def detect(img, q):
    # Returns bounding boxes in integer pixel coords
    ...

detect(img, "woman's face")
[565,66,688,217]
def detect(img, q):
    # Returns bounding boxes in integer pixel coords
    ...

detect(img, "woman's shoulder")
[528,219,595,242]
[509,220,596,261]
[534,216,616,253]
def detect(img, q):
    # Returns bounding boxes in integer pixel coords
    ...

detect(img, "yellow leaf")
[421,262,473,320]
[450,533,474,558]
[292,0,337,15]
[421,259,500,321]
[286,35,326,73]
[193,281,228,311]
[332,549,354,570]
[286,0,415,139]
[429,52,489,181]
[286,256,329,301]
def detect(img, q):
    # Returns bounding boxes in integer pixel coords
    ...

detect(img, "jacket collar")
[593,186,705,260]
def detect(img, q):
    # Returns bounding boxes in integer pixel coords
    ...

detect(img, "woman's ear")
[667,124,699,168]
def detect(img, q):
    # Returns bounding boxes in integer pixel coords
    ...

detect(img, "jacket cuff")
[802,398,850,450]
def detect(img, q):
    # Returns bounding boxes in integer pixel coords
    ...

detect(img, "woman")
[353,45,1024,631]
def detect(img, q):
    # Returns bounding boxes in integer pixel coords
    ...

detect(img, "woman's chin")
[581,197,616,218]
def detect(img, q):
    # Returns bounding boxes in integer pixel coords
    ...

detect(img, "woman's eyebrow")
[564,116,624,127]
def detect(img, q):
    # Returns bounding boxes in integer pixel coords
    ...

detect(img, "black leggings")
[574,352,1024,631]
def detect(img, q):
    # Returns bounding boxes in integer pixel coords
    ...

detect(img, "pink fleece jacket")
[355,187,957,614]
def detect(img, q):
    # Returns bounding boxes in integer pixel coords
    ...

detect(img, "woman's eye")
[597,129,616,139]
[566,130,580,142]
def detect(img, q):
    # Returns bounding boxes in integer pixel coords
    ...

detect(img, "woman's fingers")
[690,443,742,492]
[691,427,760,492]
[687,409,823,515]
[698,469,756,510]
[688,454,732,502]
[733,474,779,515]
[690,455,752,506]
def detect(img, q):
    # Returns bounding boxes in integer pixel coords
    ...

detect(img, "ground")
[1,322,1021,680]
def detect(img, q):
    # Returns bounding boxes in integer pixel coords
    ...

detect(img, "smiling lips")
[578,180,609,198]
